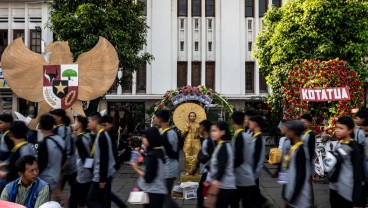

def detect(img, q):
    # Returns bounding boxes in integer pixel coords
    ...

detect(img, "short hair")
[355,109,368,119]
[213,121,231,141]
[76,116,88,131]
[10,121,28,139]
[16,155,37,173]
[337,116,355,130]
[88,112,102,124]
[101,115,113,124]
[0,114,13,123]
[154,110,170,123]
[39,114,55,131]
[300,114,313,123]
[244,110,256,117]
[249,115,265,130]
[199,120,212,132]
[231,111,245,125]
[49,109,70,126]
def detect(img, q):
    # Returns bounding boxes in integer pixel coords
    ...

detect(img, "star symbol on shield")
[54,82,67,94]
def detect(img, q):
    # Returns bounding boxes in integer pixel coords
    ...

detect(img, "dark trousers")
[144,193,165,208]
[255,179,268,207]
[216,189,236,208]
[231,185,257,208]
[69,181,91,208]
[197,172,207,208]
[61,172,77,191]
[164,177,179,208]
[86,177,113,208]
[330,189,353,208]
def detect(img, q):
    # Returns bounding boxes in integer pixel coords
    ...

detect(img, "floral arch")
[282,59,364,140]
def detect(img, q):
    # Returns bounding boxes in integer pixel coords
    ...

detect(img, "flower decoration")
[155,85,233,114]
[282,59,364,141]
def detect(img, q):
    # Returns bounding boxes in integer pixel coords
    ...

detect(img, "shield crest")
[43,64,78,109]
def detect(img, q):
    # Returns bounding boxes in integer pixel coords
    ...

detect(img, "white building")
[0,0,283,127]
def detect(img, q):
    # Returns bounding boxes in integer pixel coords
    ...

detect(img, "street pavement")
[108,159,330,208]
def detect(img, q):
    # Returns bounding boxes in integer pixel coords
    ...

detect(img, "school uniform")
[6,142,36,183]
[138,148,167,208]
[160,128,180,208]
[53,125,77,176]
[282,141,313,208]
[69,132,93,208]
[87,129,116,208]
[302,130,316,177]
[0,131,14,162]
[197,136,215,208]
[210,140,236,208]
[329,139,364,208]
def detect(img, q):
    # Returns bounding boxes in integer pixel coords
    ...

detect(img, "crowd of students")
[0,110,127,208]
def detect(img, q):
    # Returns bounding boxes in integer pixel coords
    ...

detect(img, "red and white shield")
[43,64,78,109]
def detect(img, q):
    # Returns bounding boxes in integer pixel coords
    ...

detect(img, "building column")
[146,0,152,94]
[254,0,260,95]
[201,0,206,85]
[215,0,221,92]
[171,0,177,89]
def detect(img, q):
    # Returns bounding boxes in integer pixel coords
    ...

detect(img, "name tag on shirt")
[84,158,94,168]
[278,172,288,184]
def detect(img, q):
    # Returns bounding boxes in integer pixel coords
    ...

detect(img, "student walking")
[154,110,180,208]
[206,121,236,208]
[328,117,364,208]
[0,114,14,162]
[131,127,167,208]
[69,116,93,208]
[197,120,215,208]
[87,112,116,208]
[281,120,313,208]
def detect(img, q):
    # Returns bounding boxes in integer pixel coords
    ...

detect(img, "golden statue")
[173,103,206,175]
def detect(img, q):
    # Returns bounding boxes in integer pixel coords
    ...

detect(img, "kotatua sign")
[299,87,351,102]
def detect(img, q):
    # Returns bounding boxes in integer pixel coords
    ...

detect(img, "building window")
[0,30,8,59]
[208,42,212,51]
[194,19,199,29]
[272,0,282,8]
[205,0,215,17]
[259,0,268,17]
[194,42,199,51]
[192,0,201,17]
[248,42,252,51]
[245,0,254,17]
[248,20,252,30]
[30,30,41,53]
[245,62,254,93]
[177,62,188,88]
[136,63,146,93]
[208,19,212,29]
[206,62,215,89]
[180,19,185,29]
[180,41,185,51]
[178,0,188,17]
[123,69,133,93]
[192,62,201,86]
[259,70,268,93]
[139,0,147,16]
[13,30,24,40]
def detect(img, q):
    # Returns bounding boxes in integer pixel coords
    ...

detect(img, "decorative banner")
[43,64,79,109]
[299,87,351,102]
[171,93,213,106]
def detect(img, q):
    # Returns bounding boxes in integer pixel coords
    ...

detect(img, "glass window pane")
[191,62,201,86]
[206,0,214,17]
[177,62,188,87]
[206,62,215,89]
[245,0,254,17]
[192,0,201,17]
[272,0,281,8]
[139,0,147,16]
[178,0,188,16]
[259,70,268,93]
[137,63,146,92]
[259,0,267,17]
[245,62,254,93]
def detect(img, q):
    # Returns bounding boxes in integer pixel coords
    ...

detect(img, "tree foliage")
[48,0,153,90]
[254,0,368,115]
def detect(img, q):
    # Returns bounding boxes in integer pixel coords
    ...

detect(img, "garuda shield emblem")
[43,64,78,109]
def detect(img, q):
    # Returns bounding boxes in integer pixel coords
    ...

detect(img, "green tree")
[48,0,153,114]
[254,0,368,116]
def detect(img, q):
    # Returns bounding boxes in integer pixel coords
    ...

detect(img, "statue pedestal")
[180,172,202,183]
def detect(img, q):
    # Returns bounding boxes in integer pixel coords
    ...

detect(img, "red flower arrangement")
[282,59,364,141]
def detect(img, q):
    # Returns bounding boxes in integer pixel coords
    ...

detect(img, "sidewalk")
[111,162,331,208]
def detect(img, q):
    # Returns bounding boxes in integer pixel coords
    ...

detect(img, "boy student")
[101,115,127,208]
[0,113,14,161]
[328,116,364,208]
[0,121,36,183]
[281,120,313,207]
[37,114,65,203]
[300,114,316,177]
[353,109,367,156]
[69,116,93,208]
[154,110,180,208]
[244,110,256,135]
[197,120,215,208]
[87,112,116,208]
